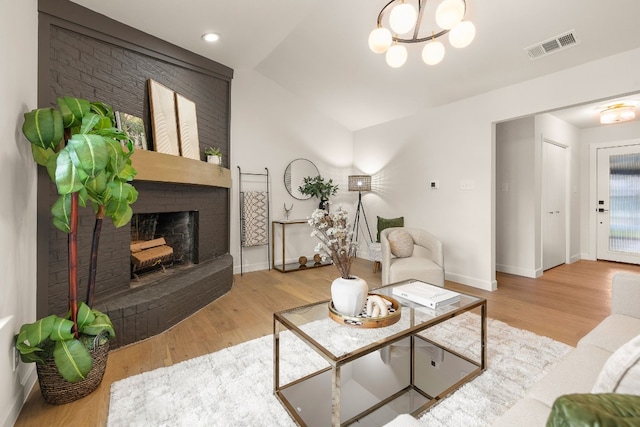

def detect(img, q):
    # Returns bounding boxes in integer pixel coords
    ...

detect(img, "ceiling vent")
[524,30,579,60]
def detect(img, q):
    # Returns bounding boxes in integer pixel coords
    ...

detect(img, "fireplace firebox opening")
[130,211,199,282]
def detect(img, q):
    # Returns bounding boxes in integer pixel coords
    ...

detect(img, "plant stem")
[86,205,105,308]
[69,192,79,339]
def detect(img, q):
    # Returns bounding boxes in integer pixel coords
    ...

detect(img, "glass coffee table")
[273,279,487,426]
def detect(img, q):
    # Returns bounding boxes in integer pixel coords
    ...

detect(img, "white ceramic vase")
[331,276,368,316]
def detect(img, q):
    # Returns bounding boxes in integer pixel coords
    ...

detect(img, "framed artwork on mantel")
[175,93,200,160]
[115,112,148,151]
[148,79,180,156]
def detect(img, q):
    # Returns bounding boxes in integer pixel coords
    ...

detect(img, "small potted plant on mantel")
[204,146,223,165]
[15,96,138,404]
[298,175,339,211]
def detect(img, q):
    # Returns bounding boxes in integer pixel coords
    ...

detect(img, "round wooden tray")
[328,294,401,328]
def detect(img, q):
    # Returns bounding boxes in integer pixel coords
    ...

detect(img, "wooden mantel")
[131,150,231,188]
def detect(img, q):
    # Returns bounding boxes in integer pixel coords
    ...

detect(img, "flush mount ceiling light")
[368,0,475,68]
[201,33,220,42]
[600,104,636,124]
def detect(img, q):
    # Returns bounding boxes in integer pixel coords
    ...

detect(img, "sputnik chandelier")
[368,0,476,68]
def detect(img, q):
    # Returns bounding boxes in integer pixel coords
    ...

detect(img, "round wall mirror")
[284,158,319,200]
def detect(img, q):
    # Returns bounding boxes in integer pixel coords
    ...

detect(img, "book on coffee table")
[392,281,460,309]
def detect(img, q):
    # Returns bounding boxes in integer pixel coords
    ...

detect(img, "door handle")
[598,208,609,213]
[548,211,554,214]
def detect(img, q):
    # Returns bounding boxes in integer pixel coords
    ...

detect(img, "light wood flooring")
[14,258,640,426]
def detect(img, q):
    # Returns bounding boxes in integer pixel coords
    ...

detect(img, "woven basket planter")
[35,335,110,405]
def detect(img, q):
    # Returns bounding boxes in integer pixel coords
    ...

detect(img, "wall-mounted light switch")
[460,179,474,190]
[430,180,439,189]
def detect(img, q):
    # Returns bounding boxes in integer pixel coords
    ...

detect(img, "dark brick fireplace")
[37,0,235,348]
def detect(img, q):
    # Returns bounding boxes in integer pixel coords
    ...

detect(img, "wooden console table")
[271,219,332,273]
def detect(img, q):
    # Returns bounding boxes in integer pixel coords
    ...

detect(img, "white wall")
[230,69,357,274]
[353,48,640,291]
[354,102,496,290]
[0,1,38,426]
[495,114,580,278]
[495,117,536,276]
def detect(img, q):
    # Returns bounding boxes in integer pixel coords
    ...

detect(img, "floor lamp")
[349,175,374,244]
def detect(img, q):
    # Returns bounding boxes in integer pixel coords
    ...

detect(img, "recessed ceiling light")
[201,33,220,43]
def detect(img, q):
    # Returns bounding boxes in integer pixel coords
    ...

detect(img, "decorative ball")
[313,254,322,263]
[299,256,308,266]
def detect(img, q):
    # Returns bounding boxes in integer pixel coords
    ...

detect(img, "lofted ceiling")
[70,0,640,131]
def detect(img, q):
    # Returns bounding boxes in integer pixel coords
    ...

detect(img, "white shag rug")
[107,313,571,427]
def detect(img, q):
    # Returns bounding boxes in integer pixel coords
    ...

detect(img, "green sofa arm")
[547,394,640,427]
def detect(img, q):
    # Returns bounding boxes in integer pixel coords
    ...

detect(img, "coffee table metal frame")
[273,280,487,426]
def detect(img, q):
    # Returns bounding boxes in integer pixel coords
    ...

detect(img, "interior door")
[543,140,567,271]
[596,145,640,264]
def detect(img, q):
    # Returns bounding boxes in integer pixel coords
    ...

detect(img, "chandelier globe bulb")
[449,20,476,48]
[435,0,465,30]
[386,43,408,68]
[389,2,417,35]
[368,27,392,53]
[422,41,445,65]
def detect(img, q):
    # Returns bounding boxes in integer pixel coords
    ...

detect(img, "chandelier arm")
[377,0,468,44]
[394,30,449,44]
[411,0,427,41]
[377,0,397,28]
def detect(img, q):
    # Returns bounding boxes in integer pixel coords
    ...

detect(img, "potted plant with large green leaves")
[15,96,138,404]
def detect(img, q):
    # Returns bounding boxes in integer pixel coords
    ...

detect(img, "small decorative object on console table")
[283,203,293,219]
[308,208,367,317]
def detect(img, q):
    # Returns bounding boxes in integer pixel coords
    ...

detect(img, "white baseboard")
[233,255,374,275]
[569,253,582,263]
[234,261,270,275]
[581,252,596,261]
[496,264,539,278]
[445,272,497,291]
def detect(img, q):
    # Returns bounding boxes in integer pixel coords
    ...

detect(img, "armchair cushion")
[377,216,404,242]
[388,229,414,258]
[592,333,640,394]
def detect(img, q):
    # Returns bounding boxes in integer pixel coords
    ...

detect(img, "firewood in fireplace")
[131,237,174,271]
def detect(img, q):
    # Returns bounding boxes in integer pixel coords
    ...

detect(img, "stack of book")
[392,281,460,309]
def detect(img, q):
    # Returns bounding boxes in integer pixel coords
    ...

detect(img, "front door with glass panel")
[596,145,640,264]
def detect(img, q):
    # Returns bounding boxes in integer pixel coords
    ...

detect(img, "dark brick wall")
[49,26,229,161]
[38,0,234,346]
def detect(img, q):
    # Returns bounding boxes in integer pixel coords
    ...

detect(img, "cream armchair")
[380,227,444,286]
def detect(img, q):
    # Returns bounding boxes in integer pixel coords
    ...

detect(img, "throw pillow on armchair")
[377,216,404,242]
